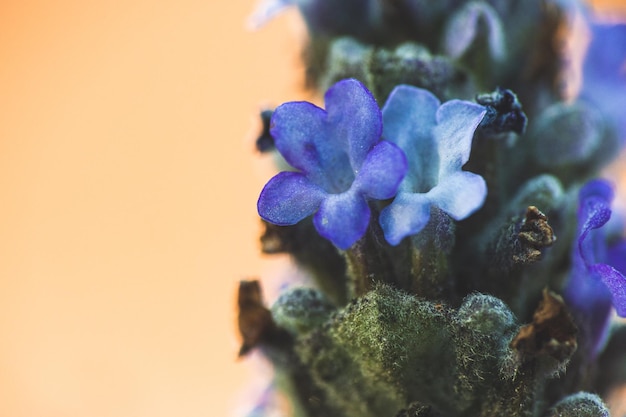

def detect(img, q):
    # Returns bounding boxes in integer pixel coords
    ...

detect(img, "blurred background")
[0,1,624,417]
[0,1,305,416]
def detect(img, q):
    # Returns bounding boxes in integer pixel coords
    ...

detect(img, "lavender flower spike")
[257,79,407,250]
[379,85,487,245]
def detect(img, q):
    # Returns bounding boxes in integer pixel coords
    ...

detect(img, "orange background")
[0,1,305,416]
[0,1,625,417]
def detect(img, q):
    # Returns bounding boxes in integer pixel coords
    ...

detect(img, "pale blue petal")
[379,192,431,246]
[426,171,487,220]
[382,85,440,192]
[434,100,487,175]
[354,141,407,200]
[313,191,370,250]
[324,79,383,168]
[258,172,326,225]
[379,91,486,243]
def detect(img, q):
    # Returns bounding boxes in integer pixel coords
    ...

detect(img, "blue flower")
[378,85,487,245]
[257,79,407,250]
[564,179,626,353]
[581,22,626,142]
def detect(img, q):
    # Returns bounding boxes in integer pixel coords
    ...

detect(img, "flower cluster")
[257,79,487,249]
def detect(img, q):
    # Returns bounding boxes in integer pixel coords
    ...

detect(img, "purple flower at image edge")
[257,79,407,250]
[565,179,626,354]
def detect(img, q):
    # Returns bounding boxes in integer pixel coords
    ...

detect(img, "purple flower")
[582,22,626,142]
[378,85,487,245]
[564,179,626,353]
[257,79,407,250]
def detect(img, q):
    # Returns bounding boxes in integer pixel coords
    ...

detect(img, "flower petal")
[258,172,326,225]
[379,192,431,246]
[426,171,487,220]
[382,85,440,192]
[591,264,626,317]
[313,191,370,249]
[443,2,505,61]
[270,101,332,183]
[324,79,383,168]
[354,141,407,200]
[434,100,487,175]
